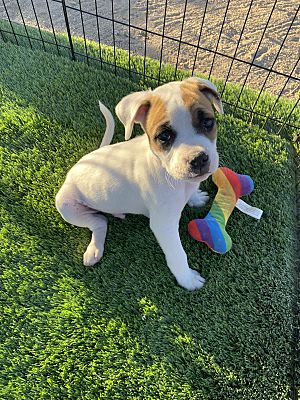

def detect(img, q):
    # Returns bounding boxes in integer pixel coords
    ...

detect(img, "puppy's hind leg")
[56,186,108,266]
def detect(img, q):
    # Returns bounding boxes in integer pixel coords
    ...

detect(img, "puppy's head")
[116,77,223,182]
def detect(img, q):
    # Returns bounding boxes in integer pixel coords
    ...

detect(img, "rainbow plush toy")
[188,167,254,254]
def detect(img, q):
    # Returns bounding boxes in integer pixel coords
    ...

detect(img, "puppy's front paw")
[83,242,103,266]
[176,268,205,290]
[188,190,209,208]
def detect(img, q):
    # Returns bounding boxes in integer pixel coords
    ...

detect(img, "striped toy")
[188,167,254,254]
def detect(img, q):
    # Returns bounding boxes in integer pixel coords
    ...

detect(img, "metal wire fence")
[0,0,299,136]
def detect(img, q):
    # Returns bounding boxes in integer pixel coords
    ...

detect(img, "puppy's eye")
[156,128,174,143]
[202,118,214,130]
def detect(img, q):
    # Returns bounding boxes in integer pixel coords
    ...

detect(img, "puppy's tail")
[99,100,115,147]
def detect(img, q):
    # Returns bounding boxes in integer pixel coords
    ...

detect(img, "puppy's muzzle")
[190,152,210,175]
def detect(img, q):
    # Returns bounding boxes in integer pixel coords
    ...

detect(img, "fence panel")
[0,0,299,135]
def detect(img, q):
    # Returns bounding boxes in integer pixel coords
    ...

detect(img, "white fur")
[56,78,223,290]
[188,190,209,207]
[99,101,115,147]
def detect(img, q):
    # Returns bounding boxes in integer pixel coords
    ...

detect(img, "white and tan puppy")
[56,77,223,290]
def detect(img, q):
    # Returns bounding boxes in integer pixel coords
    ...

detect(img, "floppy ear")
[115,91,152,140]
[185,77,224,114]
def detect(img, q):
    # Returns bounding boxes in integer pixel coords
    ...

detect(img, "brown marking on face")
[180,80,217,140]
[143,94,170,153]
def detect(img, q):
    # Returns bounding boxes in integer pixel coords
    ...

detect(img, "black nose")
[190,152,209,173]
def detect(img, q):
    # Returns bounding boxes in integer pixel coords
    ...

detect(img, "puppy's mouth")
[164,154,219,182]
[166,167,214,182]
[186,161,219,181]
[188,156,219,181]
[187,171,212,182]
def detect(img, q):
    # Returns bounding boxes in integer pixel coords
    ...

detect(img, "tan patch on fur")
[180,80,217,140]
[144,94,169,153]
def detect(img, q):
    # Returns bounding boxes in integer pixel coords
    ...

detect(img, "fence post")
[61,0,75,61]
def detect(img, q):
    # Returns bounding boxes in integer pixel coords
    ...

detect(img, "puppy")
[55,77,223,290]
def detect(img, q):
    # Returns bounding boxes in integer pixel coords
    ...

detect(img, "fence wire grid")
[0,0,299,136]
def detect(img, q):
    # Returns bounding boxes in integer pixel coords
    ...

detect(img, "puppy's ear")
[185,77,224,114]
[115,91,151,140]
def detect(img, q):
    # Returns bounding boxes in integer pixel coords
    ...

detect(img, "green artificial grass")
[0,39,298,399]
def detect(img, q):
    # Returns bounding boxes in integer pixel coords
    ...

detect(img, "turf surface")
[0,39,298,399]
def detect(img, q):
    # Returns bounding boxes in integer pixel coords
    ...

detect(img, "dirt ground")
[1,0,299,99]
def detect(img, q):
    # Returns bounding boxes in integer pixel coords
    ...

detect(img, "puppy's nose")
[190,152,209,173]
